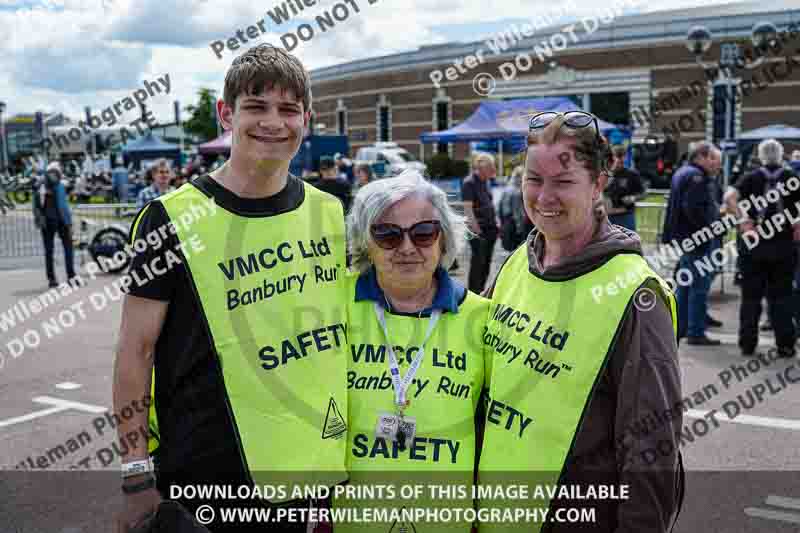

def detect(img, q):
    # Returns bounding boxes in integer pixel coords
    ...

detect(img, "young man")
[113,44,349,532]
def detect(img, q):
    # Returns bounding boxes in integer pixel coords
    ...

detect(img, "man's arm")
[113,295,167,532]
[724,174,755,233]
[114,201,179,532]
[461,180,481,234]
[613,283,683,533]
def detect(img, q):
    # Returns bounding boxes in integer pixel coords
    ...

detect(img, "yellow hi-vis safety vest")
[144,181,350,501]
[477,246,676,532]
[334,273,489,532]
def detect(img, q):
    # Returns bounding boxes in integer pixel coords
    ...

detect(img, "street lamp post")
[0,101,7,172]
[686,21,780,190]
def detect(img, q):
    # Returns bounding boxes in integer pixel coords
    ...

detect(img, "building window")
[436,101,449,154]
[589,93,631,126]
[336,99,347,136]
[378,106,390,142]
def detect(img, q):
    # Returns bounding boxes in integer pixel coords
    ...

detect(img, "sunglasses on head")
[529,111,601,144]
[370,220,442,250]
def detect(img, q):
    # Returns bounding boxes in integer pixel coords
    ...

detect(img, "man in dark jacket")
[463,153,499,293]
[605,145,646,231]
[33,162,76,288]
[724,139,800,358]
[663,141,722,345]
[309,155,352,214]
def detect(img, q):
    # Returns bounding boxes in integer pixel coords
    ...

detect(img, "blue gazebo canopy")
[121,132,180,170]
[421,97,630,144]
[122,132,179,152]
[737,124,800,143]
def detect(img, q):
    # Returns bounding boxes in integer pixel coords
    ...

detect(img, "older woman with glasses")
[478,111,683,533]
[334,170,488,532]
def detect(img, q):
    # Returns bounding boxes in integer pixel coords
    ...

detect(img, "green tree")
[183,88,220,141]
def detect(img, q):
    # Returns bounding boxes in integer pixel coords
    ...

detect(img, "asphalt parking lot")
[1,246,799,532]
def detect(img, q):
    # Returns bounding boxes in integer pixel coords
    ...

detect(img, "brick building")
[310,1,800,163]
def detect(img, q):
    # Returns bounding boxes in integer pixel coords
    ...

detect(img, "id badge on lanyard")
[372,302,441,450]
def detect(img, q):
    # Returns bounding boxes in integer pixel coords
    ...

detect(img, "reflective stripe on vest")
[150,183,349,500]
[478,246,676,532]
[334,273,489,533]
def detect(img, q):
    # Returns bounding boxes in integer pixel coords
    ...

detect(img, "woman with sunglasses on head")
[478,112,683,533]
[334,170,488,532]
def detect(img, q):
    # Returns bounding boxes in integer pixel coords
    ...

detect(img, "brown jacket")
[484,217,684,533]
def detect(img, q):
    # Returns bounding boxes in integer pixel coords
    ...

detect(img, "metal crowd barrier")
[0,203,137,259]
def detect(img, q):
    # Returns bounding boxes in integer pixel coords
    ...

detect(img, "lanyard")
[373,302,441,412]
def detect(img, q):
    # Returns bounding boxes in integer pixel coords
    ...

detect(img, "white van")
[354,143,426,177]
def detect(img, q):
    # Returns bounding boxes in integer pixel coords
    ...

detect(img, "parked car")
[354,142,426,177]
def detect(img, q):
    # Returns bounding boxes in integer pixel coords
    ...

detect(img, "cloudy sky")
[0,0,751,126]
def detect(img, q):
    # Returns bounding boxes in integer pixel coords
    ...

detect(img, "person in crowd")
[723,138,800,358]
[310,154,352,213]
[479,111,682,533]
[111,157,130,205]
[662,141,723,345]
[790,149,800,174]
[462,152,498,293]
[32,162,76,288]
[114,44,349,532]
[338,170,488,531]
[211,154,226,171]
[498,165,533,251]
[335,152,355,184]
[173,168,190,188]
[605,144,646,231]
[135,159,174,209]
[354,163,374,187]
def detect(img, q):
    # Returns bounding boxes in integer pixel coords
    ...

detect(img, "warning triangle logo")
[388,508,417,533]
[322,397,347,439]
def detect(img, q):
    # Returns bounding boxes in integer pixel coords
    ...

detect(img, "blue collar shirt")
[354,266,466,317]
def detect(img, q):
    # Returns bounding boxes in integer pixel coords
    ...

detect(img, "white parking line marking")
[708,332,776,345]
[766,495,800,511]
[55,382,82,390]
[686,409,800,431]
[0,396,107,429]
[744,507,800,524]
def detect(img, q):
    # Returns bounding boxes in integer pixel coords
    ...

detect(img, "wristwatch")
[122,458,154,479]
[122,475,156,495]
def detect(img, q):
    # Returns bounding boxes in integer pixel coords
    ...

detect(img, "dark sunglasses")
[370,220,442,250]
[529,111,601,144]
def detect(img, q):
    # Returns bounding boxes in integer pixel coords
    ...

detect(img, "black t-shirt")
[127,174,305,479]
[308,176,352,214]
[606,167,645,213]
[734,165,800,250]
[462,174,497,235]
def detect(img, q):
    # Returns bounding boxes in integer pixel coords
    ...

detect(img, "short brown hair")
[526,114,612,181]
[223,44,312,113]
